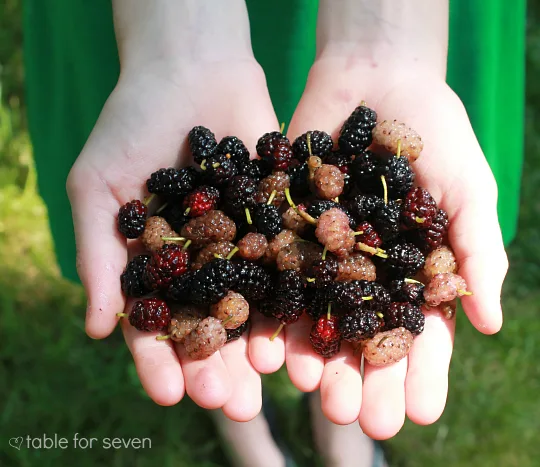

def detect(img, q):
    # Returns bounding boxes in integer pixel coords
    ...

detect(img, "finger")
[67,166,128,339]
[396,95,508,335]
[449,176,507,334]
[120,314,185,406]
[285,315,325,392]
[405,310,455,425]
[320,343,363,425]
[176,344,232,410]
[248,313,285,374]
[220,334,262,422]
[359,358,407,440]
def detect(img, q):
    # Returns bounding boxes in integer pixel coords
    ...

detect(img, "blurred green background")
[1,1,539,466]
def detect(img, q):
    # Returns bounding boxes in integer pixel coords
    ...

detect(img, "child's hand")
[283,58,508,439]
[67,61,282,420]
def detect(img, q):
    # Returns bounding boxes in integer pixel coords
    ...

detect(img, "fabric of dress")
[23,0,525,282]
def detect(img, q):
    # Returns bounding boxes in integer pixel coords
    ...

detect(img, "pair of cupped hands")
[67,57,507,439]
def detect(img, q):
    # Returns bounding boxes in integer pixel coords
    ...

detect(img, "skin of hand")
[67,0,286,421]
[270,0,509,440]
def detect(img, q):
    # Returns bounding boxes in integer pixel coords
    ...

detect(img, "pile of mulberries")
[116,105,470,365]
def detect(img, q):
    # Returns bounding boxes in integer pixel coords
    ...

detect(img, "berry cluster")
[116,104,471,365]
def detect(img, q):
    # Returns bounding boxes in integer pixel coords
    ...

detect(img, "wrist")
[316,0,448,79]
[113,0,255,75]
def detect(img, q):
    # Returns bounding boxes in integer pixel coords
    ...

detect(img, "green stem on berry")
[415,216,426,224]
[405,278,424,285]
[156,202,168,214]
[362,296,373,301]
[184,207,191,216]
[360,100,367,106]
[307,155,322,181]
[353,231,364,236]
[182,239,192,250]
[143,194,156,206]
[381,175,388,205]
[284,187,296,208]
[356,242,378,255]
[213,253,224,259]
[245,207,253,225]
[270,323,285,341]
[334,197,339,203]
[212,162,221,169]
[200,159,207,170]
[161,236,187,242]
[306,277,316,283]
[396,139,402,158]
[327,302,332,320]
[321,245,328,261]
[376,312,384,319]
[375,250,388,259]
[307,131,313,157]
[280,122,286,134]
[293,238,312,244]
[221,315,236,326]
[377,335,391,348]
[156,335,170,341]
[458,290,473,296]
[116,313,128,318]
[266,190,277,205]
[296,208,317,225]
[226,247,239,260]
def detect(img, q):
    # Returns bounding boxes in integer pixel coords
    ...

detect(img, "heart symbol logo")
[9,437,23,450]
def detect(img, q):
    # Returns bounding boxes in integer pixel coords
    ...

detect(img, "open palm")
[67,62,289,421]
[276,59,508,439]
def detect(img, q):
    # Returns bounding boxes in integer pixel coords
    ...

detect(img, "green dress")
[23,0,525,282]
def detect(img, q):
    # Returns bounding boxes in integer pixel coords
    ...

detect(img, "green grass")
[1,1,540,466]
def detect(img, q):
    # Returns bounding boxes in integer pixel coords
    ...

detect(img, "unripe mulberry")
[314,164,345,200]
[424,272,469,307]
[192,241,236,270]
[264,229,298,263]
[237,233,268,261]
[181,210,236,247]
[372,120,423,163]
[315,208,355,257]
[210,291,249,329]
[184,317,227,360]
[423,245,457,281]
[255,171,290,207]
[169,305,207,343]
[363,327,413,366]
[282,207,310,235]
[140,216,178,253]
[276,241,323,273]
[336,253,377,282]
